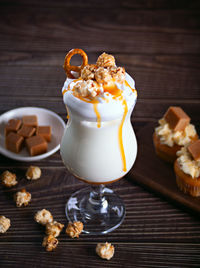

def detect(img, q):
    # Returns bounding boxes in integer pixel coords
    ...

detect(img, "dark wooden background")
[0,0,200,267]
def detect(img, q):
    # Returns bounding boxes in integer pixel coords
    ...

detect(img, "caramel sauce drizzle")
[124,80,137,96]
[93,103,101,128]
[118,98,128,172]
[103,81,128,171]
[64,78,135,172]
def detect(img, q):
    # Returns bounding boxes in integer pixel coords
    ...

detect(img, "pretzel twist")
[63,48,88,78]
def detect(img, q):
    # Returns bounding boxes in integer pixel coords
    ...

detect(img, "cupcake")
[153,106,198,163]
[174,140,200,197]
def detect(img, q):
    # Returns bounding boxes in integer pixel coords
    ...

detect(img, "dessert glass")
[60,50,137,234]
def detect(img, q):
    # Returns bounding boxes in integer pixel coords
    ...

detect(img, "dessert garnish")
[175,140,200,196]
[153,106,198,163]
[65,221,83,238]
[62,49,137,172]
[96,242,115,260]
[188,140,200,161]
[45,221,64,238]
[26,166,41,180]
[1,170,18,187]
[63,48,88,79]
[0,216,11,233]
[42,235,58,252]
[15,188,31,207]
[164,106,190,132]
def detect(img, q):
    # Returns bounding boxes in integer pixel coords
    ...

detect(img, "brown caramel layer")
[69,171,123,185]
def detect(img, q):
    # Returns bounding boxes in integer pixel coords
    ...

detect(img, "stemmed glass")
[60,102,137,235]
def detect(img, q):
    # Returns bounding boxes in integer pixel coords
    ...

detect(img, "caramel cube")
[22,115,38,127]
[188,140,200,161]
[164,106,190,131]
[5,119,22,136]
[18,125,36,138]
[26,135,47,156]
[36,126,51,142]
[5,132,24,153]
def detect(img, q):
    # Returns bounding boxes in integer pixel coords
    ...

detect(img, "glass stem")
[88,184,108,213]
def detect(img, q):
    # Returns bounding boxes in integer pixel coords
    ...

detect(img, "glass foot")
[65,185,125,235]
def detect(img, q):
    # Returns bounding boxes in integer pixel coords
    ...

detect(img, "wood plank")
[2,0,200,9]
[0,64,200,100]
[0,242,200,268]
[0,164,200,244]
[0,7,200,54]
[0,96,199,121]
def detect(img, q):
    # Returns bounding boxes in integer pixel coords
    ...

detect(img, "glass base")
[65,185,125,235]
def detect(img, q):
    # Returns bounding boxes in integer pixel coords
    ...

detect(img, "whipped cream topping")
[62,51,137,174]
[177,146,200,178]
[62,72,137,121]
[155,118,197,147]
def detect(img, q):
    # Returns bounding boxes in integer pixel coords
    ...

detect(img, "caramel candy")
[164,106,190,132]
[5,132,24,153]
[5,119,22,136]
[22,115,38,127]
[17,125,36,138]
[36,126,51,142]
[26,135,47,156]
[188,140,200,161]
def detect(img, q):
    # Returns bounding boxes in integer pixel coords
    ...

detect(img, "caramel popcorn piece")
[26,166,41,180]
[95,67,112,84]
[73,80,98,98]
[109,66,126,83]
[81,64,97,80]
[66,221,83,238]
[42,235,58,252]
[46,221,64,238]
[15,188,31,207]
[0,216,11,233]
[96,242,115,260]
[34,209,53,225]
[96,52,115,68]
[1,170,18,187]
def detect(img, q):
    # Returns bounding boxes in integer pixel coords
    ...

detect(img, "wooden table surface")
[0,1,200,267]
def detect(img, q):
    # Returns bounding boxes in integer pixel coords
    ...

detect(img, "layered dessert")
[61,49,137,183]
[153,106,198,163]
[174,140,200,196]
